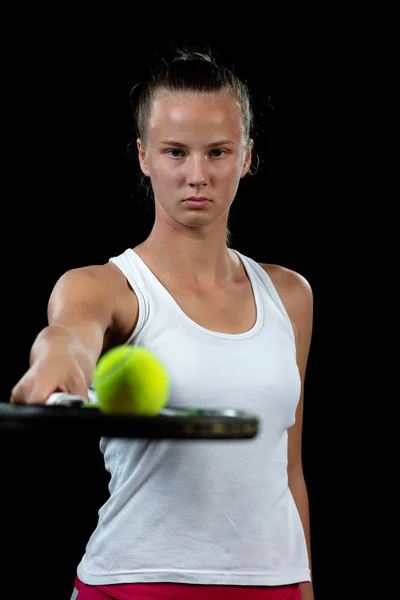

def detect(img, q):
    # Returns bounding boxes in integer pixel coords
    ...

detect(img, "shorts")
[71,576,301,599]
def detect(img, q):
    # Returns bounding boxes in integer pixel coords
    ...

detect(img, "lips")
[183,196,211,208]
[184,196,210,202]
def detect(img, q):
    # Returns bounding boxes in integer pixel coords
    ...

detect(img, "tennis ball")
[93,345,170,415]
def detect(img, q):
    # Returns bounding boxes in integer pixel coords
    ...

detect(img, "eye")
[209,149,226,158]
[166,148,185,158]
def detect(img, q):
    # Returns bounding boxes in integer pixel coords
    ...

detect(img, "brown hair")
[133,48,253,149]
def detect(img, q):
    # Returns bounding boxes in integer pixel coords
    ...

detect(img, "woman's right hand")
[10,350,89,405]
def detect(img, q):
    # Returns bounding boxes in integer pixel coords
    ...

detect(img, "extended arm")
[10,263,137,405]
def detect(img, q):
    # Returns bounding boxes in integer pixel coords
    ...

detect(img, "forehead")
[147,92,243,140]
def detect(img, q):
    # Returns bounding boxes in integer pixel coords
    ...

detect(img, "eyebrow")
[159,140,235,148]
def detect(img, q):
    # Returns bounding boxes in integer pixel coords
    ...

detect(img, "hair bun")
[173,49,213,63]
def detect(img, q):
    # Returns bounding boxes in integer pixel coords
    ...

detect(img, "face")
[137,92,253,229]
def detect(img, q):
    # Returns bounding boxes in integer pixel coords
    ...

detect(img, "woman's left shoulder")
[258,263,313,320]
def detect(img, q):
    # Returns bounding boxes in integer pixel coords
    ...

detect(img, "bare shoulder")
[259,263,312,306]
[54,261,131,294]
[258,263,313,339]
[49,261,138,344]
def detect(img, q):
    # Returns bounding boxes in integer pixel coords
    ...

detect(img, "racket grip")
[46,393,87,407]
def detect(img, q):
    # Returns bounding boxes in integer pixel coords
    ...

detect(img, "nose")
[189,180,207,188]
[188,155,207,188]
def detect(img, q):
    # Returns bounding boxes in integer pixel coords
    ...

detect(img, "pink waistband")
[74,576,301,599]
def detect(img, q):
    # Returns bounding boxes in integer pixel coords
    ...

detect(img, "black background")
[1,30,353,599]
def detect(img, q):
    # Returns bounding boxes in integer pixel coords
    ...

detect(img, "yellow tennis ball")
[93,345,170,415]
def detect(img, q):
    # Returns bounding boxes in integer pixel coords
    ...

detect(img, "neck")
[136,218,237,288]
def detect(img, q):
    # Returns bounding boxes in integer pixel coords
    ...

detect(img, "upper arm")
[260,264,314,480]
[48,263,138,356]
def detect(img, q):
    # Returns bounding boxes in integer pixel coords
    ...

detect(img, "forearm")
[289,474,314,600]
[30,324,102,387]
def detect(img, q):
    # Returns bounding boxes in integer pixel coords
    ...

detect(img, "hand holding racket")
[5,345,259,439]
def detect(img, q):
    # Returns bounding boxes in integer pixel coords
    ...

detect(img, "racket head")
[0,402,259,439]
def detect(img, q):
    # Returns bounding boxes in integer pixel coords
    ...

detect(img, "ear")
[137,138,150,177]
[240,138,254,178]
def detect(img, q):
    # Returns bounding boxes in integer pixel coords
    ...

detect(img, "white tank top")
[77,248,311,586]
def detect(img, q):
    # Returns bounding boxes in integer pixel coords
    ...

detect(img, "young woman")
[11,49,314,600]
